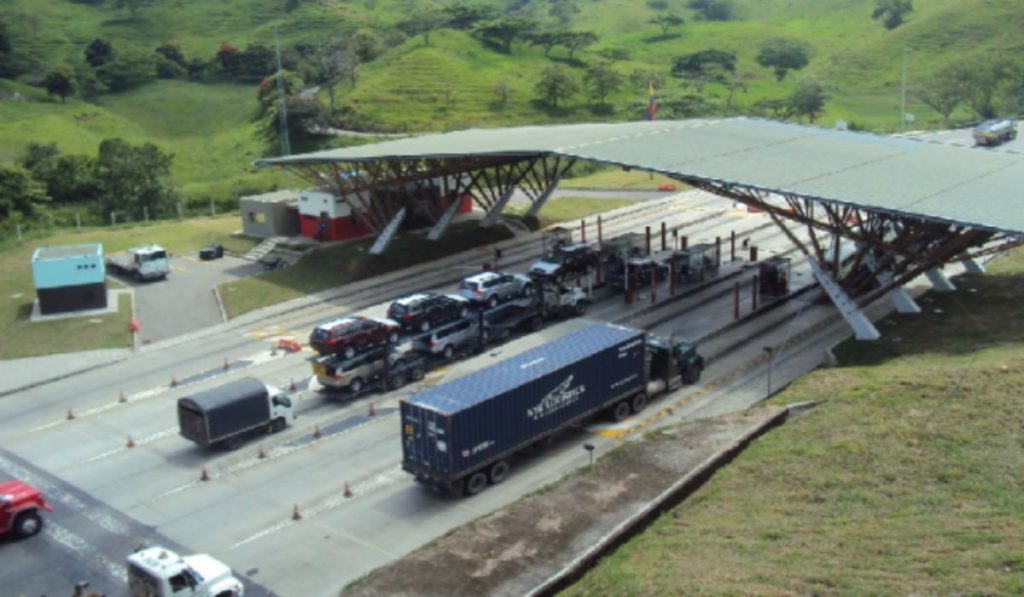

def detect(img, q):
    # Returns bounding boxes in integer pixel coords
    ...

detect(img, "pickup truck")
[0,479,52,538]
[127,546,243,597]
[106,244,170,281]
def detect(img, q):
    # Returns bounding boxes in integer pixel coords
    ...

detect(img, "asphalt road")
[113,255,264,345]
[902,119,1024,151]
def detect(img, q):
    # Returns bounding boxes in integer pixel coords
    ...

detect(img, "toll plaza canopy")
[256,117,1024,238]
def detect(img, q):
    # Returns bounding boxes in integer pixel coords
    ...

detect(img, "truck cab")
[127,546,243,597]
[645,334,704,386]
[0,479,52,539]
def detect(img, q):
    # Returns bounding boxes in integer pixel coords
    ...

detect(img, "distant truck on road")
[127,546,243,597]
[106,244,170,281]
[972,118,1018,146]
[177,378,294,449]
[400,321,703,496]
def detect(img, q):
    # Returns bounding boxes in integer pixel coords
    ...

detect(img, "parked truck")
[127,546,243,597]
[106,244,171,281]
[0,479,52,539]
[400,320,704,496]
[177,378,294,449]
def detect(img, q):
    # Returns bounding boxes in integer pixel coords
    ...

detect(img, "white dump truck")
[106,244,170,281]
[126,546,243,596]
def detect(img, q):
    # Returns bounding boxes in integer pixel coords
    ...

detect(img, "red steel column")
[750,246,758,262]
[597,215,603,243]
[752,274,759,310]
[645,226,651,255]
[681,236,688,250]
[661,222,667,251]
[580,219,586,243]
[734,282,740,319]
[730,230,736,261]
[650,274,656,303]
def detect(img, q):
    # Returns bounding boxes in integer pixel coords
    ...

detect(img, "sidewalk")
[0,348,133,397]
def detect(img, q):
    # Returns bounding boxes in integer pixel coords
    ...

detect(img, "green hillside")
[1,0,1022,204]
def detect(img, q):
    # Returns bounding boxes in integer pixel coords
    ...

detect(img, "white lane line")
[230,466,406,550]
[72,428,178,467]
[46,521,128,583]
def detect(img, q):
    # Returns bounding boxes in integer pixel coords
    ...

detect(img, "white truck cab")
[107,244,171,281]
[127,546,243,597]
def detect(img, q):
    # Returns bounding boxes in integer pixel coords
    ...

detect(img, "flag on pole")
[646,80,657,121]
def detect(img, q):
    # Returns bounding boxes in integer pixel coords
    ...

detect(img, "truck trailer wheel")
[610,401,631,422]
[13,510,42,538]
[464,472,488,496]
[489,461,510,485]
[683,365,703,384]
[630,393,648,414]
[222,435,244,450]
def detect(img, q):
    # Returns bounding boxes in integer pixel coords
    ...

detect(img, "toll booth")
[600,233,646,283]
[669,242,719,284]
[759,256,791,298]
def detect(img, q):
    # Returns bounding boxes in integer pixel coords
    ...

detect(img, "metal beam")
[369,207,406,255]
[807,257,880,341]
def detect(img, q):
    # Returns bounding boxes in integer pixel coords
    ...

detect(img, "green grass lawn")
[561,167,685,191]
[0,215,255,359]
[219,221,514,318]
[565,248,1024,594]
[505,196,641,230]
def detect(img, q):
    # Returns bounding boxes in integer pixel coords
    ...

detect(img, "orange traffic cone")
[343,481,353,498]
[292,504,303,521]
[223,358,230,371]
[118,390,127,403]
[312,425,322,439]
[200,467,210,482]
[66,408,75,421]
[368,403,376,417]
[170,376,178,387]
[257,445,267,459]
[289,378,297,391]
[126,435,136,448]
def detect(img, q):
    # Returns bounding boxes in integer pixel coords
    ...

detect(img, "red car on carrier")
[309,316,400,359]
[0,479,52,539]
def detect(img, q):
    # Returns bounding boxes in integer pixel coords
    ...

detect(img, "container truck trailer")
[400,321,703,496]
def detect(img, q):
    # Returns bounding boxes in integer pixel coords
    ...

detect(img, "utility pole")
[273,25,291,156]
[900,48,907,132]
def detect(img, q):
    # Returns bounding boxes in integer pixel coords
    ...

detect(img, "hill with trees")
[1,0,1022,234]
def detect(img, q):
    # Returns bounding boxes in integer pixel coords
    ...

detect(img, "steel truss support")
[676,176,1022,337]
[369,207,406,255]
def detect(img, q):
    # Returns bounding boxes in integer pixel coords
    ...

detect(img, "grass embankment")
[505,196,641,229]
[561,168,684,191]
[0,216,251,360]
[567,249,1024,595]
[218,221,514,319]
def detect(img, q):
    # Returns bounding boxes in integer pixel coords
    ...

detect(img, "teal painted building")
[31,244,107,314]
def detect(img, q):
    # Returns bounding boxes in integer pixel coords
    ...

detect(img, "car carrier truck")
[177,378,294,449]
[400,320,703,496]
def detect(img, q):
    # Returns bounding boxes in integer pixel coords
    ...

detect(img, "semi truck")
[177,378,294,449]
[106,244,171,281]
[972,118,1018,146]
[400,320,704,496]
[127,546,243,597]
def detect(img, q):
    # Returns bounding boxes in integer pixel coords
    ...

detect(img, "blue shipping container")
[401,322,646,487]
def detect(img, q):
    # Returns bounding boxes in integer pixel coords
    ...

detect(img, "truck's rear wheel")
[13,510,42,538]
[610,401,631,422]
[683,365,703,384]
[464,472,488,496]
[270,417,286,433]
[630,393,648,414]
[489,461,510,484]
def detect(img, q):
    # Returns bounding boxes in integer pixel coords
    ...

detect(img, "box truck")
[400,321,703,496]
[177,378,294,449]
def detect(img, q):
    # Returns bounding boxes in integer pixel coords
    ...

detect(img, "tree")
[94,139,174,219]
[493,80,510,107]
[872,0,913,30]
[0,163,49,219]
[475,17,537,53]
[27,153,101,205]
[20,142,60,172]
[316,40,358,111]
[262,95,328,142]
[529,32,562,57]
[561,31,598,60]
[598,48,631,64]
[756,38,810,81]
[115,0,148,18]
[583,64,623,104]
[397,11,450,45]
[671,49,736,78]
[915,66,967,125]
[84,38,115,67]
[790,79,829,122]
[723,71,751,111]
[155,43,187,67]
[549,0,579,27]
[95,52,154,91]
[955,61,1004,120]
[43,65,76,103]
[534,64,579,108]
[688,0,736,21]
[649,13,685,36]
[444,2,498,30]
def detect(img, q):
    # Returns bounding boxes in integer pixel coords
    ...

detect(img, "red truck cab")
[0,480,53,538]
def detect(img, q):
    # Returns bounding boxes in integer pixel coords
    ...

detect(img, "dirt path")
[344,406,787,596]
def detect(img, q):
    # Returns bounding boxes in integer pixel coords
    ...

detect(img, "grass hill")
[1,0,1022,201]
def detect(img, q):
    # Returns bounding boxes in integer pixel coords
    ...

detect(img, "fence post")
[144,206,149,223]
[16,225,22,244]
[75,213,81,232]
[210,198,216,217]
[111,212,116,226]
[177,202,183,219]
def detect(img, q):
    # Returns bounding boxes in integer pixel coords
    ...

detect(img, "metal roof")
[256,118,1024,237]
